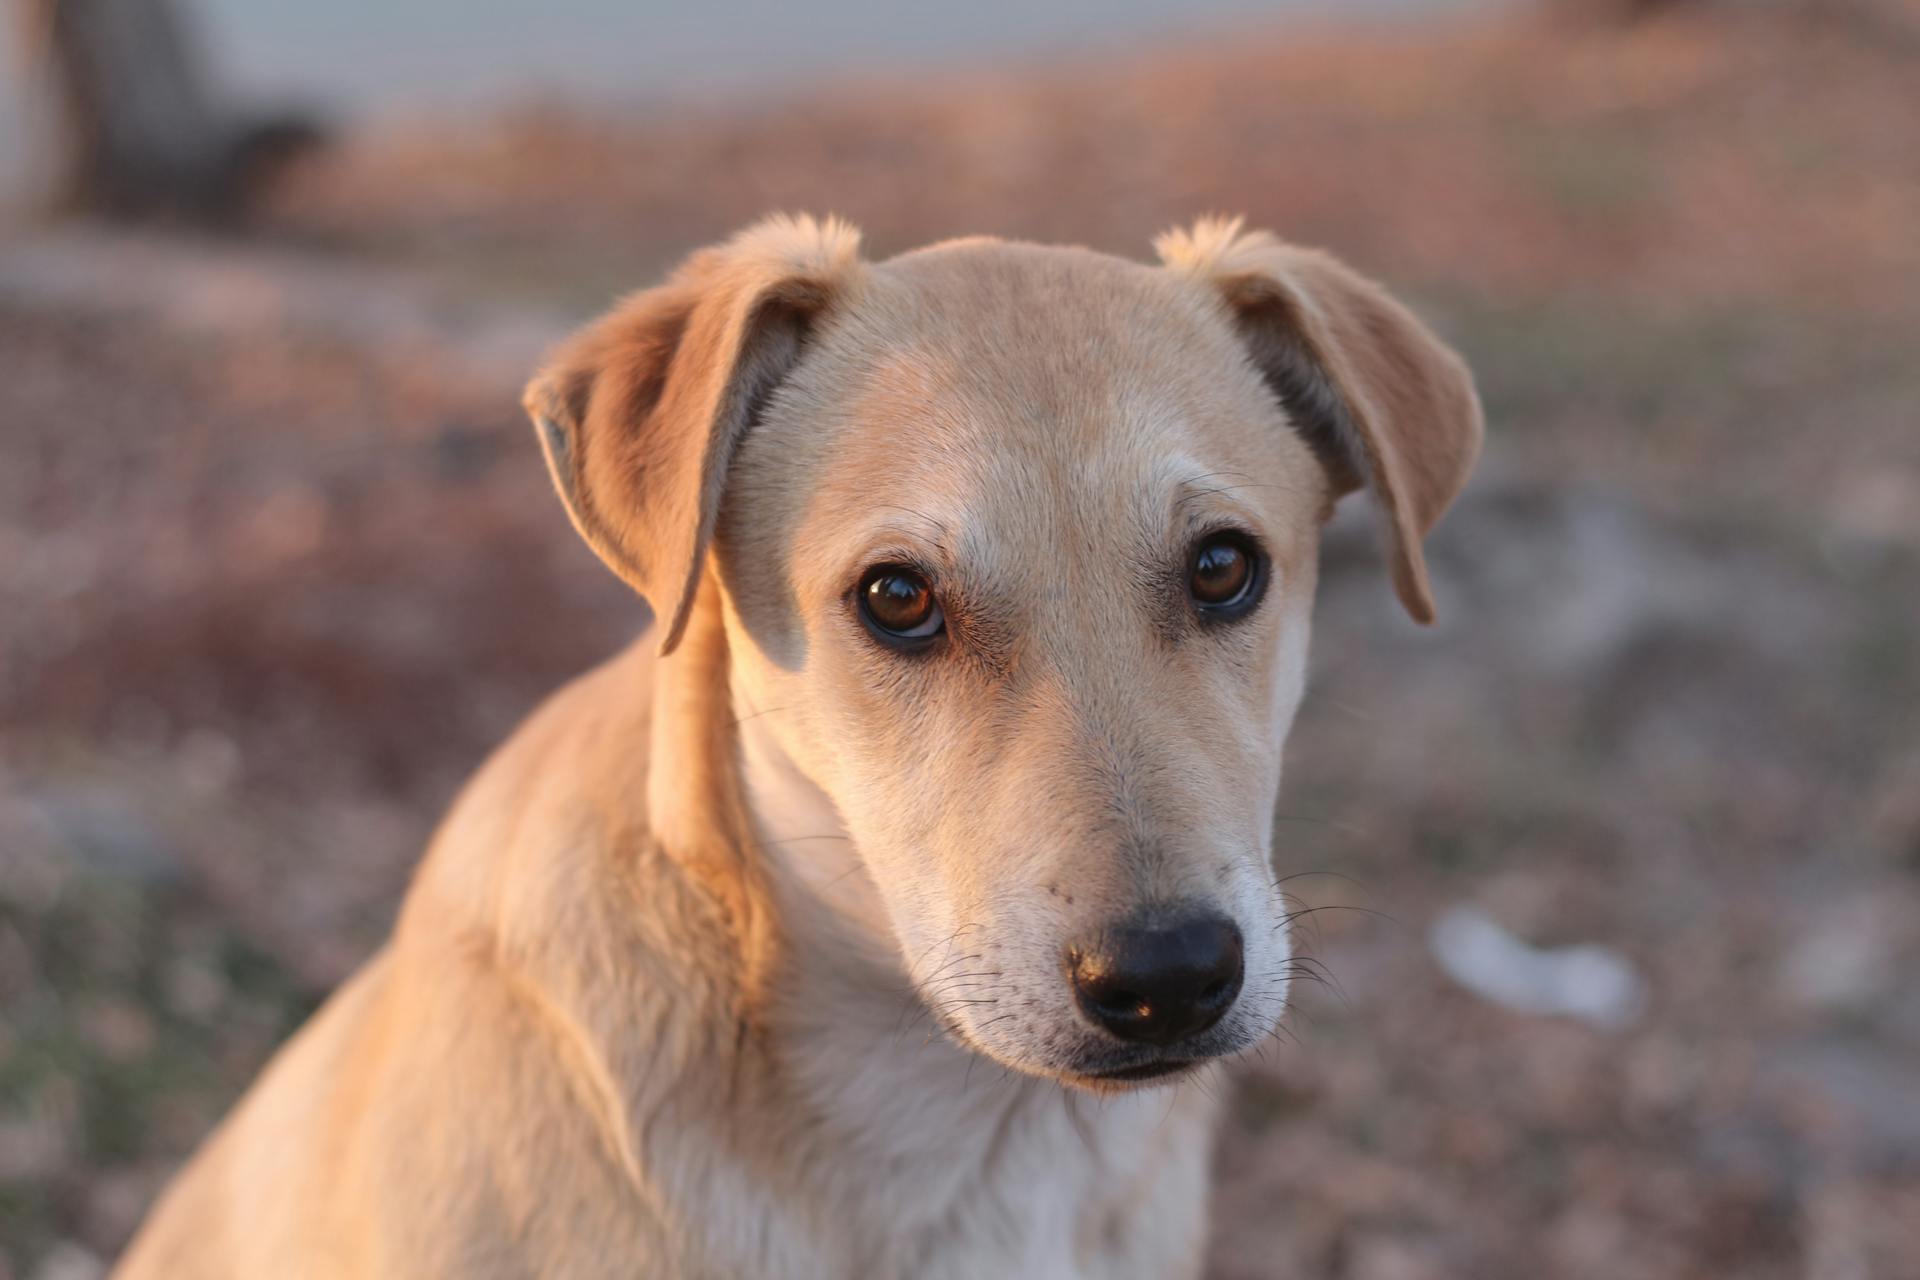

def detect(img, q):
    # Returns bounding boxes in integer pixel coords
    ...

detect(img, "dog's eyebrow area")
[1174,469,1272,518]
[833,508,963,589]
[1135,454,1270,542]
[862,507,958,557]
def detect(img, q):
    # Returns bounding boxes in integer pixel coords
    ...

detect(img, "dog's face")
[716,243,1328,1086]
[526,217,1481,1090]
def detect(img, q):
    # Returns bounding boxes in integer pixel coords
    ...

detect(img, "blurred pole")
[14,0,321,220]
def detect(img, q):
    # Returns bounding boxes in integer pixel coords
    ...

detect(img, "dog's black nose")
[1067,913,1244,1046]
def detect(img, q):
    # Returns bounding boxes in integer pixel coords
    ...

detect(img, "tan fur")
[116,216,1480,1279]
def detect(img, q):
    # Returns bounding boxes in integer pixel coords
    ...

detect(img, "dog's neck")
[727,655,931,1003]
[643,580,906,1011]
[734,711,892,946]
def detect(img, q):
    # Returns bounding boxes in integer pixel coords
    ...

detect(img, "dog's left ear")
[1157,218,1484,624]
[524,214,865,654]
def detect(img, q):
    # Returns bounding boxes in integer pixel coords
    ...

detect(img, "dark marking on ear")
[735,299,814,436]
[1223,277,1366,498]
[534,408,646,592]
[535,413,576,504]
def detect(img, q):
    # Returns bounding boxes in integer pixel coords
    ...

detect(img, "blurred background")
[2,0,1918,1276]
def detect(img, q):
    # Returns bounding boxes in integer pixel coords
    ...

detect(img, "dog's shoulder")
[454,632,662,845]
[115,632,724,1278]
[401,633,664,935]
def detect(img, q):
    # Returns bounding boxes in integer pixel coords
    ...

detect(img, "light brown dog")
[116,215,1480,1278]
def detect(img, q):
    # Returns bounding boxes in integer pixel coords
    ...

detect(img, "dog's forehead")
[856,240,1248,425]
[785,241,1280,508]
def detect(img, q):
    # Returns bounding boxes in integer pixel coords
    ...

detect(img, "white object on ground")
[1428,905,1646,1031]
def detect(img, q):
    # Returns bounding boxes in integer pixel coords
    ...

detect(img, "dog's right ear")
[523,215,864,655]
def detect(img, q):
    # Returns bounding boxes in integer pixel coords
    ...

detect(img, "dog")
[115,215,1481,1278]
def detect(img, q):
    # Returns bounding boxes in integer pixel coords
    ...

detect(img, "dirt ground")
[3,7,1919,1277]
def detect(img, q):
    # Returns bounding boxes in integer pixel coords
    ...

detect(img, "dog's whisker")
[926,969,1004,983]
[914,949,986,991]
[904,927,985,986]
[816,864,868,890]
[1276,903,1403,932]
[1281,955,1340,983]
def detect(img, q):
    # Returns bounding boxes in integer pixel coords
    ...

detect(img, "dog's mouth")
[1053,1020,1273,1091]
[931,1014,1199,1086]
[1053,1054,1209,1092]
[1085,1058,1197,1083]
[941,1015,1213,1090]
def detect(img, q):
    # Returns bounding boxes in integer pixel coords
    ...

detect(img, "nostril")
[1085,986,1147,1020]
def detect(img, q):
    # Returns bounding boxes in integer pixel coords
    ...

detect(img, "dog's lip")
[1078,1057,1199,1083]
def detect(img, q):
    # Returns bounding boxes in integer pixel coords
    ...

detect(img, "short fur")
[117,216,1481,1279]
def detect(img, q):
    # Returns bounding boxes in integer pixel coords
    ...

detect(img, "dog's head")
[525,216,1480,1090]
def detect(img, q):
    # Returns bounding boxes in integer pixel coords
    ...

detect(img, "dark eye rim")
[854,563,947,652]
[1187,529,1269,620]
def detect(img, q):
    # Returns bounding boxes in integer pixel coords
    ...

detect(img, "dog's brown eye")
[858,566,944,648]
[1188,532,1265,617]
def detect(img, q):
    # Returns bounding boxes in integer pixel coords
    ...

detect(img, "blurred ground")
[4,7,1920,1278]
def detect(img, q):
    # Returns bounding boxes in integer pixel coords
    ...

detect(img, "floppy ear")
[1157,218,1484,624]
[523,214,865,654]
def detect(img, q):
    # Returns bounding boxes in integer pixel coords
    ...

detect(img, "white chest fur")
[765,1013,1221,1279]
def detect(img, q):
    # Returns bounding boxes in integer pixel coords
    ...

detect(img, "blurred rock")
[1429,905,1647,1030]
